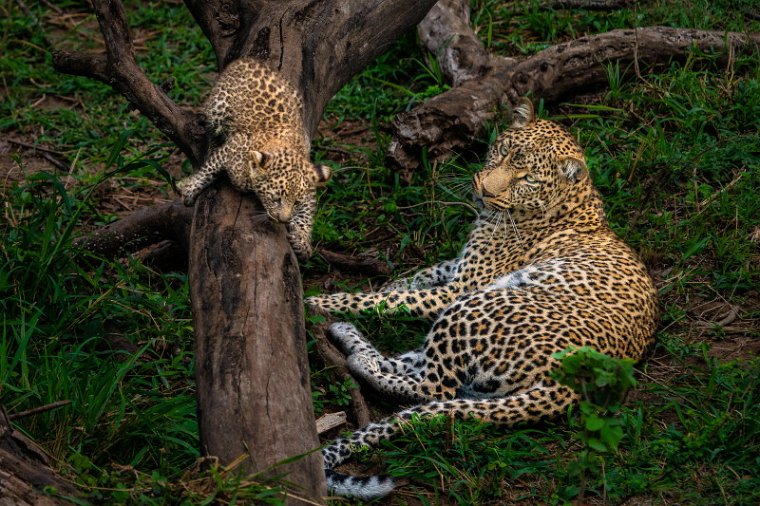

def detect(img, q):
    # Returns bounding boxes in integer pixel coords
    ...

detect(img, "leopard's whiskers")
[506,209,524,247]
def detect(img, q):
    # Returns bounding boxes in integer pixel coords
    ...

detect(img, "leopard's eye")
[524,174,537,184]
[498,144,509,157]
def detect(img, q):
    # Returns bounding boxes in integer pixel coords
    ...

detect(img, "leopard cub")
[176,58,330,259]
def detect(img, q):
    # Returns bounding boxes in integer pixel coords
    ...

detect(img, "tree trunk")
[184,3,438,502]
[182,5,437,502]
[189,185,322,501]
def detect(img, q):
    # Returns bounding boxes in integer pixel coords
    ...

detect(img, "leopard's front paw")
[175,178,198,206]
[347,352,381,378]
[379,278,411,292]
[327,322,363,354]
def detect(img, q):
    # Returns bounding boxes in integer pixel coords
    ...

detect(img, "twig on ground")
[316,411,347,434]
[8,400,72,421]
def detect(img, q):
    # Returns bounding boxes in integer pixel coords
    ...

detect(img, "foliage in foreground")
[1,0,759,504]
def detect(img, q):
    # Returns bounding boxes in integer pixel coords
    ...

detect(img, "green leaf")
[600,424,624,450]
[585,414,606,431]
[586,437,608,452]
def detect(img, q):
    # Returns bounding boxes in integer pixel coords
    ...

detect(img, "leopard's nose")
[267,206,294,223]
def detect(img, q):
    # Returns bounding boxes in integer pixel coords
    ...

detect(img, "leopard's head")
[473,98,588,217]
[247,148,331,223]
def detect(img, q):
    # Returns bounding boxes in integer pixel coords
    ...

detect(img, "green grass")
[1,0,759,504]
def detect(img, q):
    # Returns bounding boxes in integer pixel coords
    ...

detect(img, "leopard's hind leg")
[329,322,424,376]
[323,381,580,500]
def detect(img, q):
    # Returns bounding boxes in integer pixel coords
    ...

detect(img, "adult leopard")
[307,99,658,499]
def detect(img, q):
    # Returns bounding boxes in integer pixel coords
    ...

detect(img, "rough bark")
[0,407,79,505]
[53,1,438,503]
[188,184,322,500]
[389,0,760,171]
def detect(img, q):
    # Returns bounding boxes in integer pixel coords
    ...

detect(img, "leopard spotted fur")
[307,99,658,499]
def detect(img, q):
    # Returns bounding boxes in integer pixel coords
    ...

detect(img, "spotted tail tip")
[325,469,396,500]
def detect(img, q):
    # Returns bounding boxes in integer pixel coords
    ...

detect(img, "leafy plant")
[552,347,639,501]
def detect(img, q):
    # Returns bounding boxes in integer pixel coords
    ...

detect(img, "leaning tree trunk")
[54,0,437,503]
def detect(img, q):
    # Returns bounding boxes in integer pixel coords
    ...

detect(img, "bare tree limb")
[73,201,192,260]
[72,200,389,277]
[312,318,371,428]
[0,405,80,503]
[508,27,760,102]
[183,0,238,66]
[317,248,391,277]
[8,401,72,421]
[52,0,207,166]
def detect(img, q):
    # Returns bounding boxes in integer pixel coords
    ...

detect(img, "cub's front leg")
[287,194,316,260]
[176,139,237,206]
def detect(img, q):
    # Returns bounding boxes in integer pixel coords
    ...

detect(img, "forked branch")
[52,0,207,165]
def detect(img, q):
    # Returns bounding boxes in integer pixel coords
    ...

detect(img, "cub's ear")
[559,156,588,183]
[308,163,332,186]
[250,151,269,166]
[511,97,535,129]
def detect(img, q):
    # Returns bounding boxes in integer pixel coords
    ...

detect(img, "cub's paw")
[175,178,198,206]
[289,238,313,261]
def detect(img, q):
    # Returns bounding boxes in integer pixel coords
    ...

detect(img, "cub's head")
[247,148,331,223]
[473,99,588,216]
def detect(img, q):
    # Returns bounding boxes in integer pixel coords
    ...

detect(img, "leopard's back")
[204,58,306,148]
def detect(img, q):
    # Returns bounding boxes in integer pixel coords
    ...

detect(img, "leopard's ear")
[251,151,268,166]
[307,163,332,186]
[559,156,588,183]
[511,98,535,129]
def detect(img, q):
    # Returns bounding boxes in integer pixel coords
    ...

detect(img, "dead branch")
[52,0,207,165]
[508,27,760,102]
[317,248,391,277]
[8,401,72,421]
[73,201,192,260]
[389,0,760,171]
[72,200,389,276]
[316,412,347,435]
[312,317,371,428]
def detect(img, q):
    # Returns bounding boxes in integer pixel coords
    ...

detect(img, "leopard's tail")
[322,384,577,500]
[322,419,399,500]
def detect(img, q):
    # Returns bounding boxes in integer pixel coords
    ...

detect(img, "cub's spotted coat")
[307,99,658,499]
[176,58,330,259]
